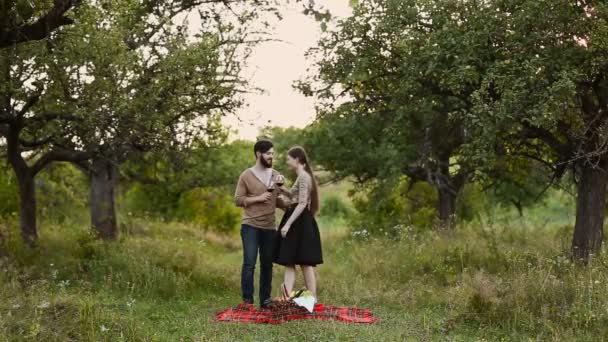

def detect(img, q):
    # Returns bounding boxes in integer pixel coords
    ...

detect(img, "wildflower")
[37,301,50,309]
[100,325,109,333]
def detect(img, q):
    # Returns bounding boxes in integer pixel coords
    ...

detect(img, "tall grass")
[1,204,608,340]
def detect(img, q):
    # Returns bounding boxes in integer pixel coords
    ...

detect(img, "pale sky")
[188,1,352,141]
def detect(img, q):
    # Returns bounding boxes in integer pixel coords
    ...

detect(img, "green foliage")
[120,183,180,219]
[120,140,252,223]
[299,0,501,222]
[455,183,491,222]
[43,0,247,164]
[463,0,608,190]
[175,187,241,234]
[258,126,310,179]
[319,194,352,219]
[350,178,438,236]
[480,157,553,217]
[0,162,18,218]
[0,161,87,223]
[37,163,88,224]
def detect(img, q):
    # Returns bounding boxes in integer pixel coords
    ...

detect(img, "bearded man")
[234,139,287,309]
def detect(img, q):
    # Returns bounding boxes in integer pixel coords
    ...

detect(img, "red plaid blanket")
[216,302,378,324]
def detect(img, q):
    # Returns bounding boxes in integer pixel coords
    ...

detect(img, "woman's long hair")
[287,146,320,215]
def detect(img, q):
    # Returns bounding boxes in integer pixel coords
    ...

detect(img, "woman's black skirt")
[274,206,323,266]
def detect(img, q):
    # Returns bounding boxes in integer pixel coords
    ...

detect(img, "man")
[234,139,287,308]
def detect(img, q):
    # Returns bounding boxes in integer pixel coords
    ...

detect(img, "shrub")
[174,187,240,234]
[350,178,437,236]
[120,183,181,219]
[319,194,352,218]
[0,164,18,219]
[37,163,88,224]
[455,183,491,222]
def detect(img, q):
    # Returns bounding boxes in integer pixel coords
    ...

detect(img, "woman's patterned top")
[287,171,312,208]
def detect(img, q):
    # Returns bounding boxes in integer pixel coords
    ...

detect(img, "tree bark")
[434,154,466,229]
[5,120,39,247]
[571,163,607,263]
[16,171,37,247]
[89,157,118,240]
[437,188,456,226]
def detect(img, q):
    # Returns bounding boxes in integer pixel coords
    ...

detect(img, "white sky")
[220,1,352,140]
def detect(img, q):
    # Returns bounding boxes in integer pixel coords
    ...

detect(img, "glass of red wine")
[275,174,285,187]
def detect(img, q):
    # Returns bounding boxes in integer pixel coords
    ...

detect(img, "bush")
[120,183,181,219]
[350,178,437,236]
[0,165,18,219]
[0,162,87,223]
[319,194,352,218]
[37,163,88,224]
[174,187,240,234]
[455,183,491,222]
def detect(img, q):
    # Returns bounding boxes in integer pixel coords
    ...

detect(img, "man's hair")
[254,139,274,156]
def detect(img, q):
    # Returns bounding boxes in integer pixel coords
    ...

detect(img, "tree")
[481,157,553,217]
[44,0,271,239]
[0,43,90,246]
[0,0,81,48]
[299,0,499,227]
[0,0,280,244]
[466,0,608,262]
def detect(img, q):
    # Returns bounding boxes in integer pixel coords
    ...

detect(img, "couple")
[234,139,323,309]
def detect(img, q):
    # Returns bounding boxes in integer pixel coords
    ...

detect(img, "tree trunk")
[437,188,456,227]
[89,158,118,240]
[511,200,524,217]
[16,172,37,247]
[5,119,39,247]
[571,164,607,263]
[434,153,464,229]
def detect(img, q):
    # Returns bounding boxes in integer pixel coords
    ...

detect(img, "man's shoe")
[260,298,272,310]
[238,300,254,310]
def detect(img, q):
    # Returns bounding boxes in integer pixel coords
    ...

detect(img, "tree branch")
[0,0,81,48]
[31,147,90,175]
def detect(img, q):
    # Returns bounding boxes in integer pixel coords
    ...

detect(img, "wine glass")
[267,180,275,193]
[275,174,285,187]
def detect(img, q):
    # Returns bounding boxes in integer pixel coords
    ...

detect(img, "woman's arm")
[283,203,307,227]
[281,174,311,232]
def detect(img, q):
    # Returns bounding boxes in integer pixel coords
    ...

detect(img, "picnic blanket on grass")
[216,302,378,324]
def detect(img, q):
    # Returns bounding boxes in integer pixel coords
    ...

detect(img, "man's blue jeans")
[240,224,275,305]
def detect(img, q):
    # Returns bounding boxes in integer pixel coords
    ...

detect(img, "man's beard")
[260,157,273,168]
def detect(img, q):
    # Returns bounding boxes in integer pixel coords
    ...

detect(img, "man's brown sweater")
[234,168,289,229]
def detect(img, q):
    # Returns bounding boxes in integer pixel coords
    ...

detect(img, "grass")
[2,199,608,340]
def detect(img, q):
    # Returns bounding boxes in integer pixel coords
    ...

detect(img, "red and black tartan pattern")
[216,301,378,324]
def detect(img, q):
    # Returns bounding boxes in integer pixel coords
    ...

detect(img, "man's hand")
[254,192,273,203]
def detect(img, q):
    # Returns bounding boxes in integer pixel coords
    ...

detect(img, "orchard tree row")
[299,0,608,263]
[0,0,283,246]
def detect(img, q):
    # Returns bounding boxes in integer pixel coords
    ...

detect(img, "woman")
[274,146,323,300]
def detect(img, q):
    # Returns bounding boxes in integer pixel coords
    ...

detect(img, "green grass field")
[1,193,608,341]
